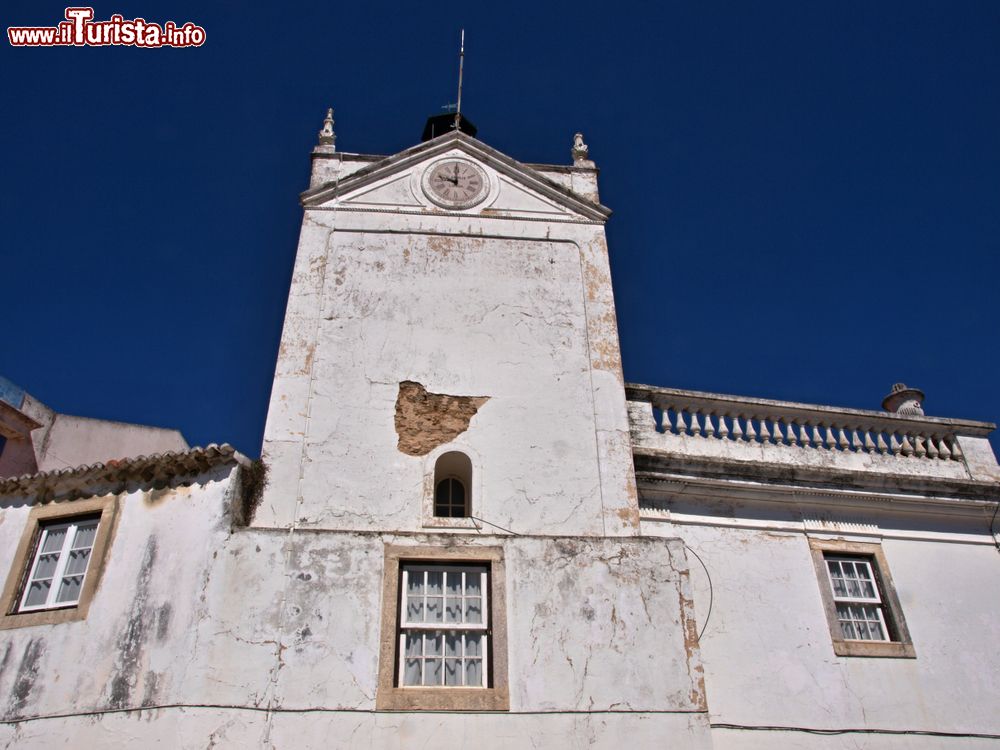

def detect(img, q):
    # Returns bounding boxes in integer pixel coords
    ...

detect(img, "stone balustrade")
[626,384,1000,482]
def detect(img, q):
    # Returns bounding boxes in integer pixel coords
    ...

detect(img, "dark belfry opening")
[433,451,472,517]
[434,477,466,517]
[421,113,477,142]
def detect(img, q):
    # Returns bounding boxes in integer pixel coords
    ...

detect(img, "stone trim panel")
[376,543,510,710]
[808,538,915,658]
[0,495,119,629]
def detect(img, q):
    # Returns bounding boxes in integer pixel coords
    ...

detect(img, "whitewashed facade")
[1,118,998,749]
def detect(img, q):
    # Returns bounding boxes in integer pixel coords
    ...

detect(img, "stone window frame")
[808,538,915,658]
[0,496,119,630]
[421,445,480,530]
[376,543,510,711]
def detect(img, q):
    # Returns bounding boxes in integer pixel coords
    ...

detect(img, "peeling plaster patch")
[673,555,708,711]
[616,506,640,528]
[5,638,43,720]
[394,381,489,456]
[106,538,157,709]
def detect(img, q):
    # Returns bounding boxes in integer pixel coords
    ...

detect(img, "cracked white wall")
[0,136,712,748]
[640,506,1000,749]
[1,472,712,748]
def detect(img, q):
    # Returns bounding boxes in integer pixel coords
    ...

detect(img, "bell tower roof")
[421,112,477,142]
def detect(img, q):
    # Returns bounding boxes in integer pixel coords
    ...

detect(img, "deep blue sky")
[3,2,998,456]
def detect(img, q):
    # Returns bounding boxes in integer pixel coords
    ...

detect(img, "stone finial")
[572,132,590,165]
[318,108,336,148]
[881,383,925,416]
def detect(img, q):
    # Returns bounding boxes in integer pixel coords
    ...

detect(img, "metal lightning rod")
[454,29,465,131]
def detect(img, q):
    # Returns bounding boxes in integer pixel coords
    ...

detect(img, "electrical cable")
[683,543,713,641]
[469,515,520,536]
[989,499,1000,553]
[710,723,1000,739]
[0,703,708,725]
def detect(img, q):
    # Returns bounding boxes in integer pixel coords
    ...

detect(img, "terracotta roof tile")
[0,443,244,503]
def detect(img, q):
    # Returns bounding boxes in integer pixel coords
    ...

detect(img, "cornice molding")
[633,448,998,505]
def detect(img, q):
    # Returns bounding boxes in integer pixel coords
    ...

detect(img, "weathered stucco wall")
[641,512,1000,746]
[1,477,711,748]
[34,415,189,472]
[259,138,637,538]
[0,134,701,749]
[0,389,189,479]
[3,709,711,749]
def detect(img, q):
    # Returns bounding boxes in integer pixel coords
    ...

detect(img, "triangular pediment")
[300,132,611,223]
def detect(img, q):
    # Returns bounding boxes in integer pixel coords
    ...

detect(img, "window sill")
[376,685,509,711]
[0,605,86,630]
[421,516,479,530]
[832,639,916,658]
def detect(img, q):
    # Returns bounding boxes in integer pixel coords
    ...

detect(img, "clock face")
[423,159,489,208]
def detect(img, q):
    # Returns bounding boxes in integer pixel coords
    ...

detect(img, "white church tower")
[258,112,639,539]
[247,111,712,740]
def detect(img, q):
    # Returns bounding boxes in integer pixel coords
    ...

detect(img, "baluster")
[824,424,837,450]
[675,408,687,435]
[787,420,800,446]
[949,437,964,460]
[890,434,901,455]
[732,415,744,441]
[772,419,785,445]
[657,407,670,434]
[745,417,757,442]
[759,418,771,443]
[837,427,850,450]
[914,434,927,458]
[876,433,888,454]
[937,436,951,460]
[704,412,716,438]
[926,435,939,459]
[690,410,703,437]
[864,430,877,454]
[900,434,914,456]
[850,428,864,452]
[807,423,820,447]
[718,413,730,440]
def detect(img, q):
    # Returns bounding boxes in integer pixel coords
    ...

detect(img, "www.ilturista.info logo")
[8,7,205,48]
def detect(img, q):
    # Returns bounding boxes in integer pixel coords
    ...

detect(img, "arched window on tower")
[433,451,472,518]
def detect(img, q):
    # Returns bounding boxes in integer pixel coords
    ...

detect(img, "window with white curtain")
[809,539,913,658]
[399,563,488,687]
[19,516,100,612]
[824,555,890,641]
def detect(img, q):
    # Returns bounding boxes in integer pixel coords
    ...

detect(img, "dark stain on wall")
[155,602,172,642]
[5,638,44,720]
[140,670,161,708]
[0,642,12,680]
[106,537,157,709]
